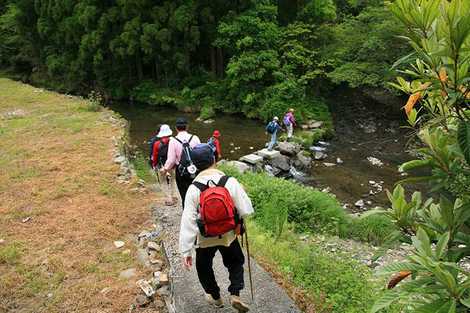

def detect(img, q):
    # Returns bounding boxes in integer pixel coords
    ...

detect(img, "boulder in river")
[294,152,312,170]
[314,151,328,160]
[226,161,251,173]
[277,141,301,156]
[270,155,291,172]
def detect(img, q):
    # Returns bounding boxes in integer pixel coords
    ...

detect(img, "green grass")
[131,153,155,182]
[247,222,400,313]
[0,241,23,265]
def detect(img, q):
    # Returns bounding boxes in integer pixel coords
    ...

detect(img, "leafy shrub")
[220,165,348,236]
[348,214,397,246]
[131,81,183,107]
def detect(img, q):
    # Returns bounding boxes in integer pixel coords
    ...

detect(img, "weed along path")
[0,78,168,313]
[153,202,301,313]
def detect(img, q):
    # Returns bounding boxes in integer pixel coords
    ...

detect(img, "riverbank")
[0,78,166,312]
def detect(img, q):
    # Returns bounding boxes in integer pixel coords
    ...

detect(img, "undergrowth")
[247,221,401,313]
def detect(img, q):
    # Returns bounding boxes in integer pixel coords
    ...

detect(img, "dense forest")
[0,0,409,120]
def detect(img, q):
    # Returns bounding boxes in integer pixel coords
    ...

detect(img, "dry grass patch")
[0,78,160,313]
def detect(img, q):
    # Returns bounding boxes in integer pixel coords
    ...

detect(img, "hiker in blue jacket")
[265,116,282,151]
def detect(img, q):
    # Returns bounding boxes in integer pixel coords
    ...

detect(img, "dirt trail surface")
[153,203,301,313]
[0,78,165,313]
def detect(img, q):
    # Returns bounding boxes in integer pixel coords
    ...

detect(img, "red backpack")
[193,176,239,237]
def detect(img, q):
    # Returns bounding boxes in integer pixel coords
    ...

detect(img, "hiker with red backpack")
[151,124,176,206]
[179,143,253,312]
[160,117,201,207]
[208,130,222,161]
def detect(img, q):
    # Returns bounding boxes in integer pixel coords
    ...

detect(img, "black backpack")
[174,135,197,178]
[156,139,169,167]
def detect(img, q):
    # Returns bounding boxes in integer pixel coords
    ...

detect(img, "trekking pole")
[244,226,255,302]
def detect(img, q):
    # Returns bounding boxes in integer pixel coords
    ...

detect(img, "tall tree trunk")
[136,53,143,81]
[216,47,224,78]
[155,58,160,82]
[278,0,299,26]
[210,46,217,75]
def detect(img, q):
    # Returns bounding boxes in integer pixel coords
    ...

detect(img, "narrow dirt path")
[153,202,301,313]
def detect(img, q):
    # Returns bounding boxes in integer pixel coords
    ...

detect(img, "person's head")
[273,116,279,122]
[175,117,188,132]
[212,130,221,138]
[157,124,172,138]
[191,144,216,171]
[289,108,295,113]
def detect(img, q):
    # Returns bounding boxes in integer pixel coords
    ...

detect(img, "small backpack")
[148,135,159,166]
[174,135,197,178]
[283,114,291,126]
[266,121,277,134]
[156,139,169,167]
[193,176,239,237]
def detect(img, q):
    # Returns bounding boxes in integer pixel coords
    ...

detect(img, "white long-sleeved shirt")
[179,168,254,257]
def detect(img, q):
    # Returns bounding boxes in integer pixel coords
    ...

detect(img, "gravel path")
[153,203,301,313]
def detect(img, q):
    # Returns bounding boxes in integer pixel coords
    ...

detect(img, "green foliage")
[321,5,408,88]
[348,214,397,246]
[220,164,347,236]
[457,121,470,166]
[372,229,470,313]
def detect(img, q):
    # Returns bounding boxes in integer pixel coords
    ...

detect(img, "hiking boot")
[205,293,223,308]
[230,295,249,312]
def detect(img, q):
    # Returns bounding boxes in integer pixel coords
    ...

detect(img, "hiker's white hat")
[273,116,279,120]
[157,124,172,137]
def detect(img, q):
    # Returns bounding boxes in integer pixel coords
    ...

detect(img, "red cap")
[213,130,221,138]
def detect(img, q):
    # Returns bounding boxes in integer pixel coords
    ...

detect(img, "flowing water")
[111,93,421,211]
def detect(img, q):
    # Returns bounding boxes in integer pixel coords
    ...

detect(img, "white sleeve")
[179,185,200,257]
[229,179,254,217]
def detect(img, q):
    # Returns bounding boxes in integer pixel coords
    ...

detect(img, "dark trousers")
[196,239,245,300]
[175,166,193,208]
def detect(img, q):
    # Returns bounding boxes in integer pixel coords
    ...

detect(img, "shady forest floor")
[0,78,163,313]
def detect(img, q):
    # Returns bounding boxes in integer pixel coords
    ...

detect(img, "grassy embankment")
[0,78,160,312]
[219,165,399,313]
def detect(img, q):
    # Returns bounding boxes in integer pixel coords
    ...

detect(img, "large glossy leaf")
[370,290,401,313]
[457,120,470,166]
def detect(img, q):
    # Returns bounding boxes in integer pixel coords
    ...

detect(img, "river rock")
[137,279,155,297]
[114,240,125,248]
[314,151,327,160]
[226,161,251,173]
[309,121,324,129]
[257,148,281,159]
[277,142,301,156]
[323,162,336,167]
[264,164,281,176]
[114,156,126,164]
[310,146,327,152]
[239,154,263,165]
[355,200,365,208]
[135,295,151,307]
[367,156,384,167]
[294,152,312,170]
[119,268,137,280]
[270,155,291,172]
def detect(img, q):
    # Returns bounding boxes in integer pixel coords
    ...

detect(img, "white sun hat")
[157,124,173,137]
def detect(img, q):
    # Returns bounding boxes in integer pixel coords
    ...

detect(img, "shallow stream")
[111,92,420,211]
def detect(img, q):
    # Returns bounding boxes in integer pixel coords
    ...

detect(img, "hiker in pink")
[283,108,296,141]
[179,144,253,312]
